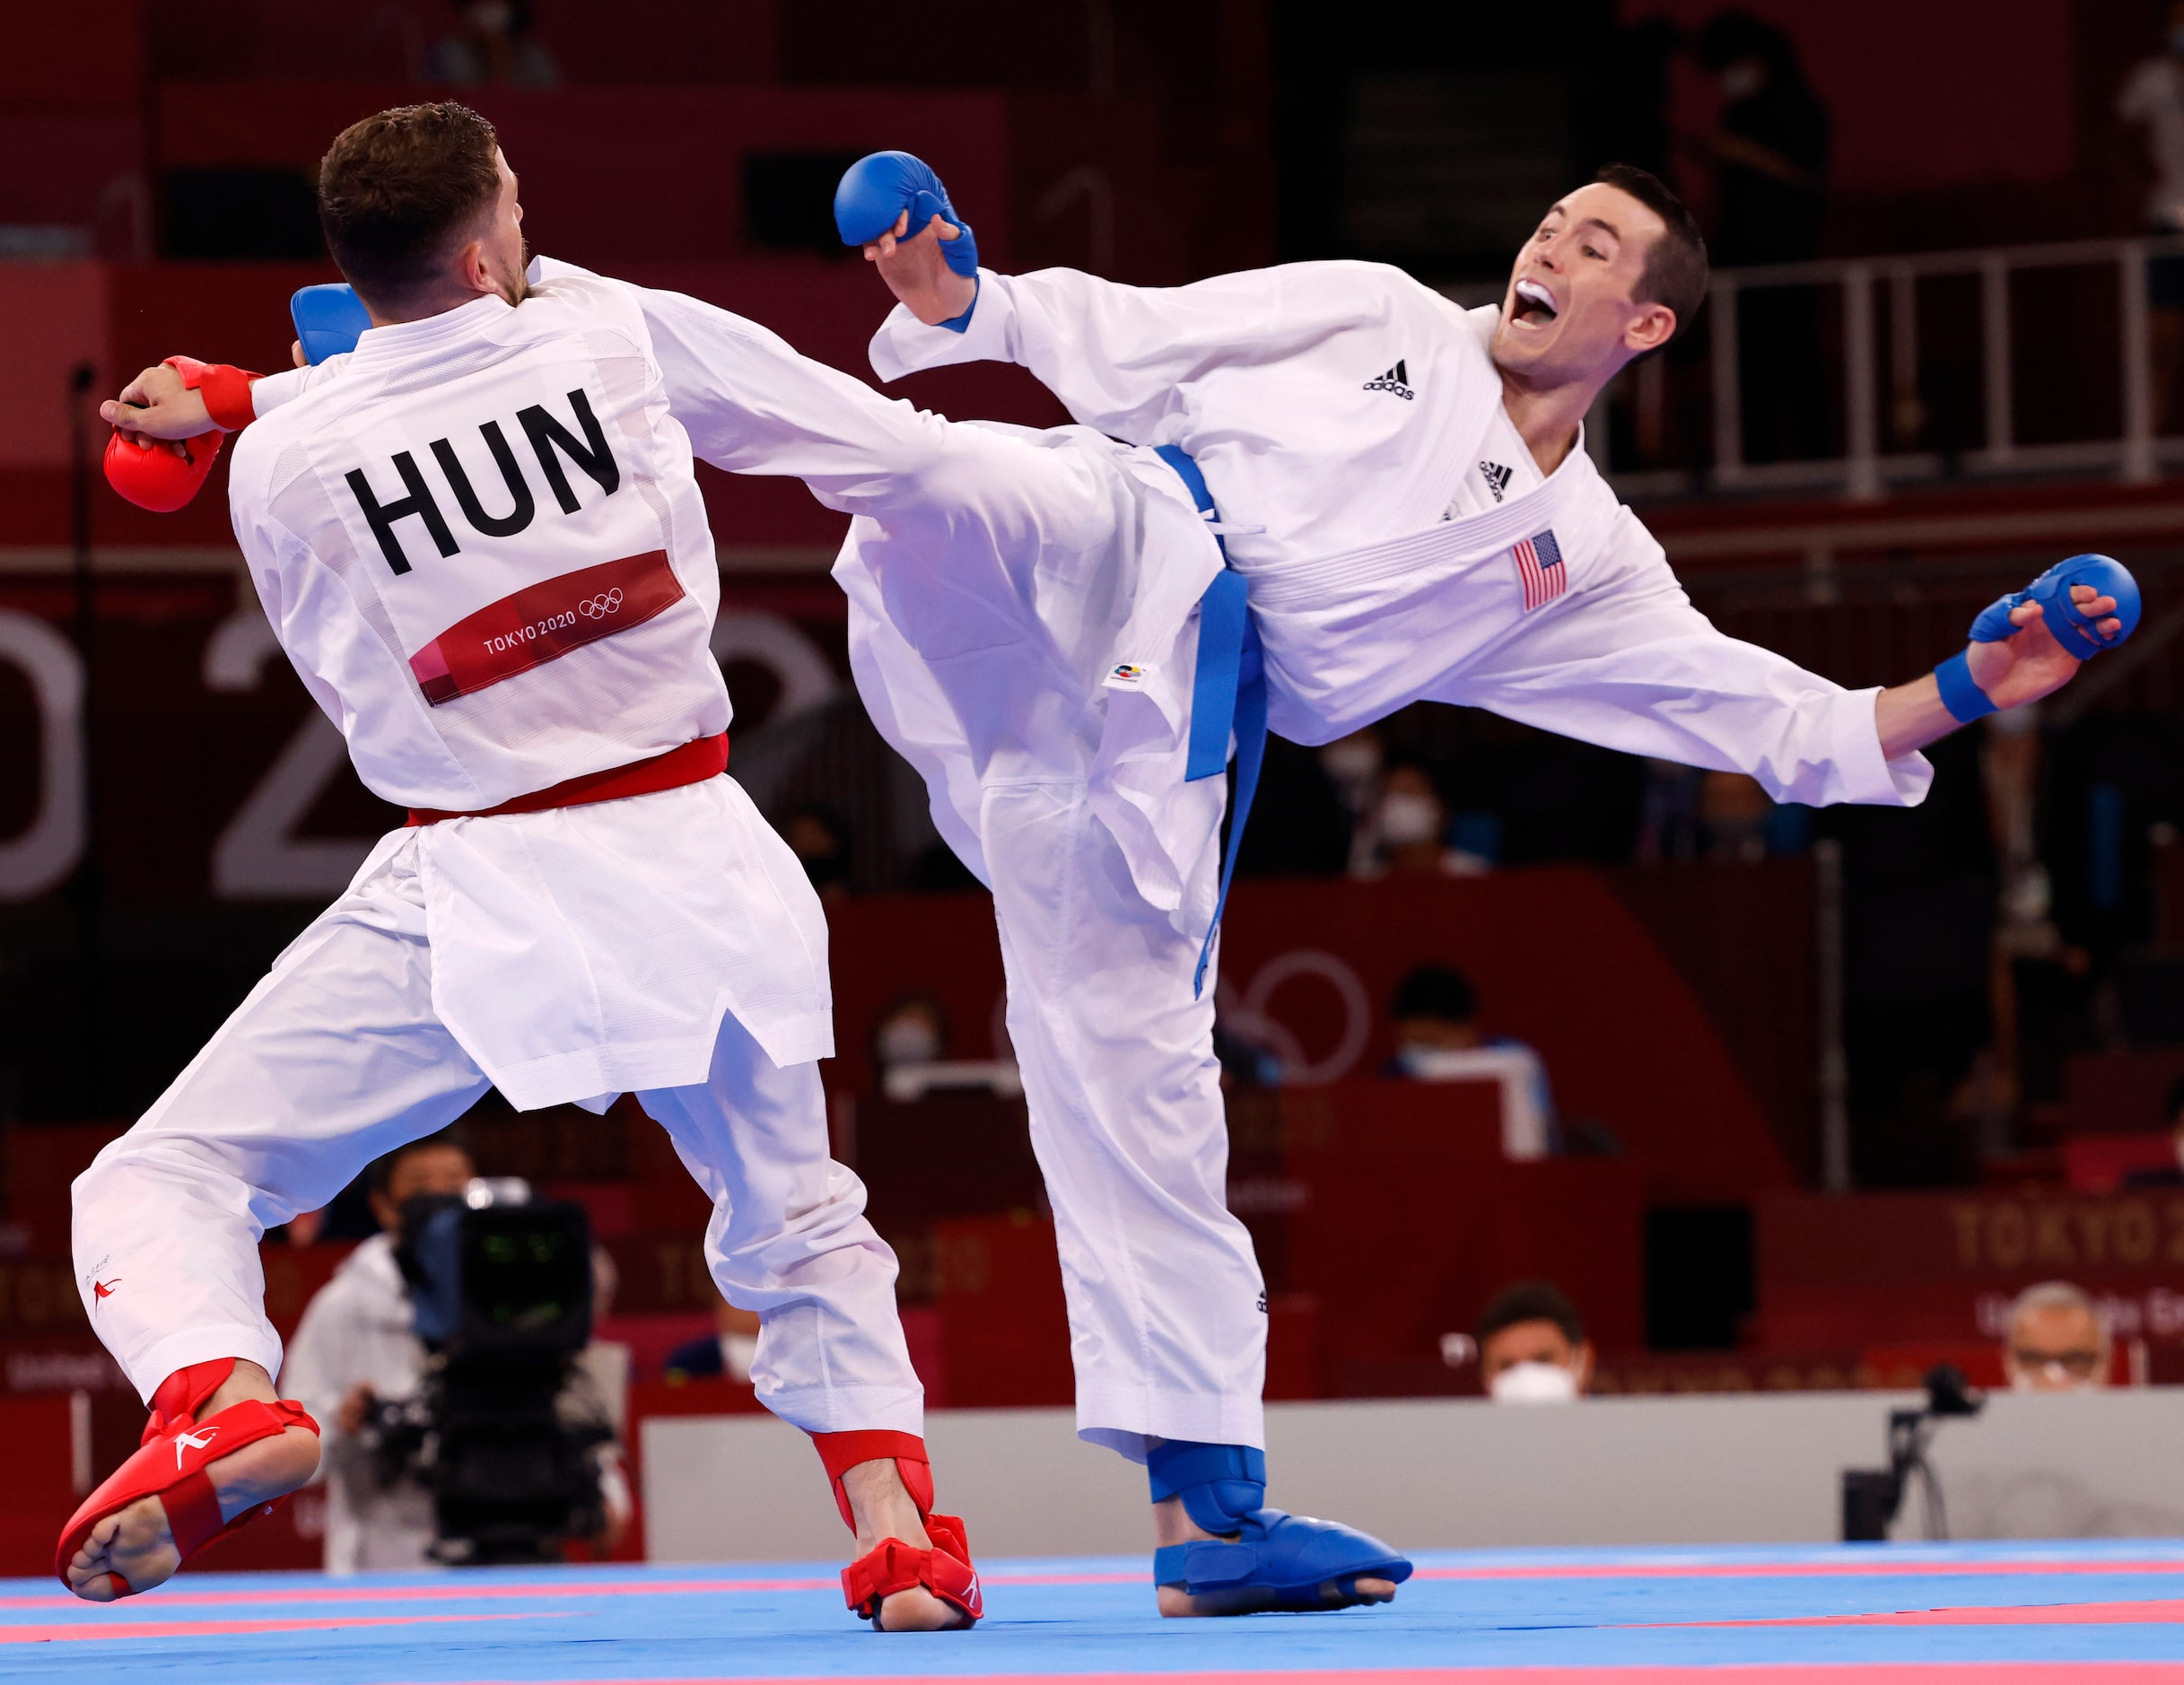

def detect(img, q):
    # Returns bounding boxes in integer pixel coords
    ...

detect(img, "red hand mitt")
[103,427,224,513]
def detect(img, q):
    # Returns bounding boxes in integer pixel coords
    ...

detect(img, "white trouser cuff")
[756,1381,924,1437]
[1075,1385,1268,1463]
[127,1323,286,1408]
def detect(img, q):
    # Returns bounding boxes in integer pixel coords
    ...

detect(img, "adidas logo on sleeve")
[1363,359,1415,400]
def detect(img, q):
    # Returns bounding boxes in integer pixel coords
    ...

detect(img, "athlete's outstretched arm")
[1873,584,2121,757]
[1435,556,2128,809]
[612,276,953,508]
[860,206,1393,443]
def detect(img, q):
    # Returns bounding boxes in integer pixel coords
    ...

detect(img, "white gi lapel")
[1245,444,1615,745]
[1245,454,1574,608]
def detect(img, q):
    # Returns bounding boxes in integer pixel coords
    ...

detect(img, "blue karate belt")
[1158,444,1266,1000]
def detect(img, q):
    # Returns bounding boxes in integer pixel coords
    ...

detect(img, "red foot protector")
[54,1358,319,1595]
[812,1428,983,1628]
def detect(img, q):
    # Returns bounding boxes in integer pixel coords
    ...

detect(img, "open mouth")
[1512,277,1559,327]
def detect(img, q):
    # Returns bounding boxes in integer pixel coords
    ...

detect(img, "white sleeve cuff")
[1835,685,1934,807]
[249,366,309,418]
[868,269,1015,381]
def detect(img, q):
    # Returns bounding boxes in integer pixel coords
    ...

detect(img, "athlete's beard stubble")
[490,235,534,308]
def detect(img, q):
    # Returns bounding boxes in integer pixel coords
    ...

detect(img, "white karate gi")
[841,259,1938,1461]
[74,270,933,1438]
[530,262,1270,1454]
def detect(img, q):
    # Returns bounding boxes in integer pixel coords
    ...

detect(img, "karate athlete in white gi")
[817,150,2139,1617]
[106,131,2136,1620]
[66,104,983,1632]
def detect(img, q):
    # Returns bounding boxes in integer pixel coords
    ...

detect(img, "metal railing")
[1578,233,2184,502]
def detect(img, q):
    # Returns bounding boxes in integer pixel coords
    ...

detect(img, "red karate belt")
[406,732,729,827]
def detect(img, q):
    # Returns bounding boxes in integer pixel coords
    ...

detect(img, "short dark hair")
[366,1123,476,1196]
[1478,1280,1586,1346]
[1392,964,1477,1025]
[1593,162,1709,344]
[318,102,502,308]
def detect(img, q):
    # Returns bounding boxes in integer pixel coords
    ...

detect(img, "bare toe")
[67,1497,176,1602]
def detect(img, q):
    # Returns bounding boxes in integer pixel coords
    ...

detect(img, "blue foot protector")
[1147,1439,1412,1612]
[833,151,980,276]
[1937,552,2142,723]
[1152,1509,1415,1611]
[291,284,370,365]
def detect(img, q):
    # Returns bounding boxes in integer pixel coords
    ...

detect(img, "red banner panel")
[410,551,685,704]
[1757,1188,2184,1352]
[0,1394,84,1576]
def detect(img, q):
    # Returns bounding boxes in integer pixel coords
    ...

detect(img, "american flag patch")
[1512,528,1566,612]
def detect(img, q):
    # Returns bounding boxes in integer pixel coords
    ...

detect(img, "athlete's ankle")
[840,1457,932,1553]
[1151,1493,1229,1548]
[199,1358,280,1419]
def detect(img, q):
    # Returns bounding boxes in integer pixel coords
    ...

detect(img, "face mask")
[1322,738,1382,785]
[1378,791,1443,848]
[1489,1360,1579,1404]
[878,1017,940,1068]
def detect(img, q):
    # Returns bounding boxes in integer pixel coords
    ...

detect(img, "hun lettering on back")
[344,387,621,576]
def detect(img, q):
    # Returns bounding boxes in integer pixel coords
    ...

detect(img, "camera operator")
[284,1127,630,1571]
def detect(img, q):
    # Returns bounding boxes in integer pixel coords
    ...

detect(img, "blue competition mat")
[10,1541,2184,1682]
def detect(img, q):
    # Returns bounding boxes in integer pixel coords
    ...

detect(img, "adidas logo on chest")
[1363,359,1415,400]
[1479,461,1514,502]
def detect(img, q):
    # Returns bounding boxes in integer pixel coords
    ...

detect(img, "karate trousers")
[985,785,1266,1458]
[844,419,1268,1460]
[72,819,923,1436]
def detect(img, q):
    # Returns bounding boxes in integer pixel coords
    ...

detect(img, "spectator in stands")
[1390,965,1486,1062]
[2120,2,2184,430]
[1638,758,1703,862]
[1386,965,1556,1148]
[1354,764,1489,878]
[1213,1016,1284,1090]
[1700,771,1769,862]
[782,804,852,901]
[872,992,948,1077]
[1696,11,1830,465]
[1478,1281,1594,1403]
[2000,1280,2110,1393]
[427,0,560,89]
[664,1295,762,1384]
[283,1127,630,1571]
[1320,728,1386,877]
[1694,11,1828,266]
[283,1129,476,1570]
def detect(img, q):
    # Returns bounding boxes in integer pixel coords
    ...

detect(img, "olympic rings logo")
[984,947,1377,1088]
[579,589,625,619]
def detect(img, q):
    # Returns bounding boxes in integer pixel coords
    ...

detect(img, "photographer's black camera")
[381,1182,613,1564]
